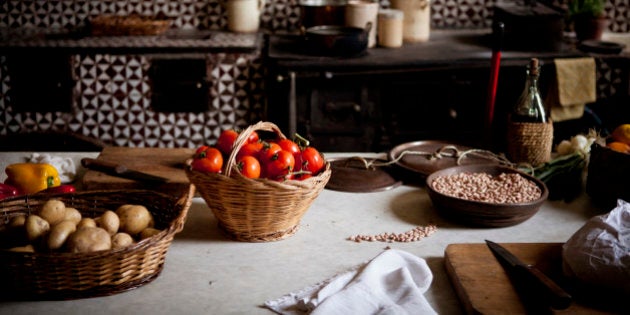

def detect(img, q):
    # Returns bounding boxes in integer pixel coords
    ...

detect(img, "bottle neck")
[526,74,539,96]
[512,65,547,123]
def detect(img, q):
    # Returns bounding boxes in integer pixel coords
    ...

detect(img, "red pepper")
[0,183,20,200]
[38,184,76,195]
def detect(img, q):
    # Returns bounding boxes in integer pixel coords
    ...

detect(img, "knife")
[485,240,572,310]
[81,158,169,183]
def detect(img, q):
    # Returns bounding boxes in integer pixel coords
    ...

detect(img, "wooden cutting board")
[444,243,623,315]
[82,147,194,196]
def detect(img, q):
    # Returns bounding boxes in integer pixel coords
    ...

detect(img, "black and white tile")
[0,0,628,148]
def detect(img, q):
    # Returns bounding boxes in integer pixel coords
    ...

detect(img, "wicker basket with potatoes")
[0,187,194,300]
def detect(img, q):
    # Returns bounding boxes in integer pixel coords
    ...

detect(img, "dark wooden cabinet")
[267,66,495,152]
[291,71,382,152]
[148,58,210,113]
[6,54,74,113]
[265,29,594,152]
[378,69,489,147]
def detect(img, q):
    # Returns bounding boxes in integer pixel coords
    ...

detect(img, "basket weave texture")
[507,120,554,166]
[90,15,172,36]
[0,186,194,300]
[185,121,331,242]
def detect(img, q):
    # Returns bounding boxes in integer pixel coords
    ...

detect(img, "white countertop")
[0,152,605,315]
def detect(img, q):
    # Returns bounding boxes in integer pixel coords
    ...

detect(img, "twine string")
[347,145,519,170]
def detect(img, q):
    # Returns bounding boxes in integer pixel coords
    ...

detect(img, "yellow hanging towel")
[546,57,597,122]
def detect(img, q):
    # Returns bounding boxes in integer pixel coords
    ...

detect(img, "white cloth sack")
[28,153,77,184]
[562,199,630,294]
[264,249,437,315]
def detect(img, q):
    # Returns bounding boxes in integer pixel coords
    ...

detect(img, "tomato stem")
[293,133,310,148]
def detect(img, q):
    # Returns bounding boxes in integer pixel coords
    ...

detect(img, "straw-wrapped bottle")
[507,58,554,165]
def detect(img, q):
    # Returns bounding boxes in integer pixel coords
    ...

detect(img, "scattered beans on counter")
[431,172,541,203]
[348,224,437,243]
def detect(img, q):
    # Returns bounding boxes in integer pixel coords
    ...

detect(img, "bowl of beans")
[425,164,548,227]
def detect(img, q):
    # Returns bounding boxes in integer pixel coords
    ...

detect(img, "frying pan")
[303,23,371,57]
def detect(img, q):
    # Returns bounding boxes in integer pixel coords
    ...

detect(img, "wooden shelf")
[0,28,263,55]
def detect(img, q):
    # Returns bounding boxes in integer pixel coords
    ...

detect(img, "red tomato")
[300,147,325,175]
[247,131,260,144]
[237,141,264,161]
[217,129,239,155]
[259,142,282,164]
[191,147,223,173]
[195,145,209,156]
[276,139,301,158]
[265,150,295,180]
[280,173,295,181]
[236,155,261,179]
[293,154,312,180]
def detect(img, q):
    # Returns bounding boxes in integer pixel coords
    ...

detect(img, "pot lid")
[325,157,402,192]
[388,140,502,177]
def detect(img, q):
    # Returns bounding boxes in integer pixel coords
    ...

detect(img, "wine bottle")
[511,58,547,123]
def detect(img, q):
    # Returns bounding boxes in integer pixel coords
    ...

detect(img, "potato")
[96,210,120,236]
[111,232,134,249]
[116,205,153,235]
[8,215,26,229]
[139,227,161,240]
[47,220,77,250]
[63,207,82,224]
[77,218,97,229]
[9,244,35,253]
[66,227,111,253]
[25,214,50,241]
[39,199,66,225]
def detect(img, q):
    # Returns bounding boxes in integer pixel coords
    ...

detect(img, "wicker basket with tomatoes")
[185,121,331,242]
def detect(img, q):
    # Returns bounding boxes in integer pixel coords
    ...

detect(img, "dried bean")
[431,172,541,203]
[347,225,438,243]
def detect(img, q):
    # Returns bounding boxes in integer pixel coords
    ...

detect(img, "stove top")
[267,33,368,60]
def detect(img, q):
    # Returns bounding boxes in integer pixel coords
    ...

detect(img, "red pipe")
[485,22,504,141]
[486,50,501,127]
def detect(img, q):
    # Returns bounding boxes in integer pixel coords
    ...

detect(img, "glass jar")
[378,9,403,48]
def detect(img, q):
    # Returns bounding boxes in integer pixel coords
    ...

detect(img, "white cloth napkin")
[28,153,77,184]
[264,249,437,315]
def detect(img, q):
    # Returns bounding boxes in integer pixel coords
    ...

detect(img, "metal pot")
[303,23,371,57]
[299,0,347,28]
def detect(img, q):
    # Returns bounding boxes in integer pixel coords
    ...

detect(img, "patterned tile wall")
[0,0,628,148]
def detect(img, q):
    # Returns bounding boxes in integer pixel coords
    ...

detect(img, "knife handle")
[81,158,127,174]
[517,264,572,310]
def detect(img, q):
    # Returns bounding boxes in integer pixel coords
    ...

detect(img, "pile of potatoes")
[2,199,161,253]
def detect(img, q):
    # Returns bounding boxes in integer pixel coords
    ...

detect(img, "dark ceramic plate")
[325,157,402,192]
[426,164,548,227]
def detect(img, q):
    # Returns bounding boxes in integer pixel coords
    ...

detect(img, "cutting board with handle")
[444,243,623,315]
[82,147,194,196]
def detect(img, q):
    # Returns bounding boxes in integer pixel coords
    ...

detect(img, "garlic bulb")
[555,134,596,156]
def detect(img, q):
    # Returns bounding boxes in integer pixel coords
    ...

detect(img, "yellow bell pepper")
[4,163,61,194]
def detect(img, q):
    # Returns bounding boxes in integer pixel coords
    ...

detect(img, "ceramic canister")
[345,0,379,48]
[378,9,403,48]
[390,0,430,42]
[226,0,266,33]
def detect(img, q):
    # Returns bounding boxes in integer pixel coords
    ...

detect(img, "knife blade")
[81,158,169,183]
[485,240,572,310]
